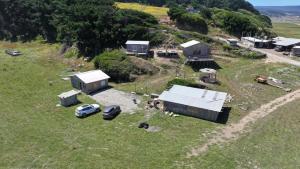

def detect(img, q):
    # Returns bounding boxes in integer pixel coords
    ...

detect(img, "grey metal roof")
[58,90,80,98]
[125,40,150,45]
[158,85,227,112]
[75,70,110,84]
[180,40,200,48]
[273,37,300,47]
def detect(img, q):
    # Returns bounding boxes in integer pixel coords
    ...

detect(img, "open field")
[273,23,300,39]
[185,99,300,168]
[1,41,300,168]
[116,2,169,18]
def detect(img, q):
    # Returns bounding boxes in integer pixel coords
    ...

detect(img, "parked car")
[75,104,100,118]
[5,49,22,56]
[102,105,121,120]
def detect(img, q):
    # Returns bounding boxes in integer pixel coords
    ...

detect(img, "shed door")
[100,80,106,87]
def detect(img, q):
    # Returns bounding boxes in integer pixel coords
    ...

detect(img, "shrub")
[177,13,208,34]
[94,50,135,82]
[167,78,199,89]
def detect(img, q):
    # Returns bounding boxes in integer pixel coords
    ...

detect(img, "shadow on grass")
[216,107,231,124]
[188,61,222,71]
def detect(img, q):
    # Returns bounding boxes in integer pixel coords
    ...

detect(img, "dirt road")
[187,89,300,158]
[238,43,300,67]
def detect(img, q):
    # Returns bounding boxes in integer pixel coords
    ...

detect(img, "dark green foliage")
[177,14,208,34]
[200,8,212,19]
[168,5,186,20]
[212,9,273,37]
[0,0,161,57]
[167,78,199,88]
[94,50,135,82]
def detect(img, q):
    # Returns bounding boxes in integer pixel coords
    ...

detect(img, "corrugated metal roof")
[242,37,271,43]
[58,90,80,98]
[180,40,200,48]
[159,85,227,112]
[273,37,300,47]
[125,40,150,45]
[75,70,110,84]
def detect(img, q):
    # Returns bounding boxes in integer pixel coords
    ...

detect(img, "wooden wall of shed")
[163,101,219,121]
[183,44,210,58]
[126,44,149,54]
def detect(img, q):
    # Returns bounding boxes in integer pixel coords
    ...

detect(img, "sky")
[247,0,300,6]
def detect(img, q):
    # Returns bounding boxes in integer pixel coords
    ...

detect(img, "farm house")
[180,40,212,63]
[71,70,110,94]
[158,85,227,121]
[125,40,150,55]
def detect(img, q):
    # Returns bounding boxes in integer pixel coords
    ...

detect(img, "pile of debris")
[255,75,291,92]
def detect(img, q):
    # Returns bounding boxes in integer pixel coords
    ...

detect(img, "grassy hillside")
[1,41,300,168]
[116,2,168,18]
[186,99,300,168]
[273,23,300,39]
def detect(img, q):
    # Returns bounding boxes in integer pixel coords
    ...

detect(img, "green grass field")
[116,2,169,18]
[185,99,300,168]
[273,23,300,39]
[0,41,300,168]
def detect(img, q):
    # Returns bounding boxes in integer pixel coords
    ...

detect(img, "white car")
[75,104,100,118]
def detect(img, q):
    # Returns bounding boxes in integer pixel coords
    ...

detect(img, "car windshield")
[104,106,114,112]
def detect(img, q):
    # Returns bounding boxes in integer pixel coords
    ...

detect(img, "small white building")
[159,85,227,121]
[180,40,212,62]
[227,39,238,47]
[125,40,150,55]
[71,70,110,94]
[292,46,300,56]
[58,90,80,107]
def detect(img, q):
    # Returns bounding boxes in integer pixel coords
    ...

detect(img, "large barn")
[180,40,212,63]
[158,85,227,121]
[71,70,110,94]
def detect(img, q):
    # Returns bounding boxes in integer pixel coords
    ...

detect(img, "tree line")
[0,0,163,56]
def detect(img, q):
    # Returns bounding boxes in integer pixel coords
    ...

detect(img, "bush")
[94,50,135,82]
[167,78,199,89]
[177,13,208,34]
[64,46,80,58]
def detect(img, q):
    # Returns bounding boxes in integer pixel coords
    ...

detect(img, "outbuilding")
[125,40,150,55]
[292,46,300,56]
[227,39,238,47]
[71,70,110,94]
[180,40,212,63]
[273,37,300,51]
[241,37,272,48]
[58,90,80,107]
[158,85,227,121]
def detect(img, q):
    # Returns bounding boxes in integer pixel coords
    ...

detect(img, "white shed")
[180,40,212,62]
[58,90,80,107]
[125,40,150,55]
[71,70,110,94]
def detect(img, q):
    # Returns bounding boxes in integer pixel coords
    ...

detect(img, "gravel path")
[187,89,300,158]
[90,89,140,113]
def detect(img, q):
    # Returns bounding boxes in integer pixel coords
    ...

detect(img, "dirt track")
[187,89,300,158]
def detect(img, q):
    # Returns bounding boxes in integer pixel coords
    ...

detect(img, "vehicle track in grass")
[187,89,300,158]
